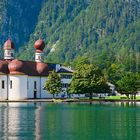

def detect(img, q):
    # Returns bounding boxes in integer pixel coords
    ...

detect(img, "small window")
[10,81,12,89]
[34,81,37,89]
[27,81,29,89]
[11,53,14,57]
[2,80,4,89]
[62,83,69,88]
[38,56,41,59]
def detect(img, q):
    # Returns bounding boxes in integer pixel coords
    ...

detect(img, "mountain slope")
[18,0,90,60]
[18,0,140,72]
[0,0,140,72]
[0,0,44,51]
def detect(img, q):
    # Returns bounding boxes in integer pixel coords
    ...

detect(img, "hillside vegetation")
[19,0,140,72]
[0,0,44,53]
[0,0,140,72]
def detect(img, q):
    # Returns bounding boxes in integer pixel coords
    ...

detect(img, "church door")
[34,91,37,99]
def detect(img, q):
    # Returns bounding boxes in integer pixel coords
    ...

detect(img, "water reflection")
[35,104,42,140]
[0,103,41,140]
[0,102,140,140]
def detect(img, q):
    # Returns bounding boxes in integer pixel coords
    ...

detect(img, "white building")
[0,39,73,100]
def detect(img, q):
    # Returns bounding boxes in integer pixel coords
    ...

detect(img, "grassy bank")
[0,96,140,102]
[79,95,140,101]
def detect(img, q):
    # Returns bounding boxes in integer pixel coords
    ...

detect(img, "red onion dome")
[34,39,45,51]
[4,39,15,50]
[0,60,8,74]
[36,62,49,75]
[8,59,24,74]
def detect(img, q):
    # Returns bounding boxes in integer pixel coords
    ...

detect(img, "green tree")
[116,72,139,99]
[16,0,140,74]
[71,55,90,69]
[107,63,124,85]
[44,71,62,98]
[68,64,110,99]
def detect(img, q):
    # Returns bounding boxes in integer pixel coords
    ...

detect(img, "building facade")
[0,39,73,100]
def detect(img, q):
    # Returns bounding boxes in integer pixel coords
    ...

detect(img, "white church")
[0,39,74,100]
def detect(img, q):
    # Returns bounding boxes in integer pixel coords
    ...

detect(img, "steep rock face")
[0,0,44,51]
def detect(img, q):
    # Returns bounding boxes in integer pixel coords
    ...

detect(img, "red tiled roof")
[0,59,49,76]
[0,60,9,74]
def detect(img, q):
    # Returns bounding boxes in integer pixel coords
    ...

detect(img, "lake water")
[0,102,140,140]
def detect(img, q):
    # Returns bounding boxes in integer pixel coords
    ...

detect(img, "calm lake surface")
[0,102,140,140]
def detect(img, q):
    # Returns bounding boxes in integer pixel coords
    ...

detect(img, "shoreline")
[0,99,140,103]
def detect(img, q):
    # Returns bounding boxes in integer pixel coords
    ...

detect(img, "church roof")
[0,61,74,76]
[0,60,9,74]
[34,39,45,52]
[57,66,74,73]
[3,39,15,50]
[0,59,51,76]
[0,38,74,76]
[47,63,57,71]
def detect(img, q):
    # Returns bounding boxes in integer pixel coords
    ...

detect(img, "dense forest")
[0,0,140,72]
[0,0,43,53]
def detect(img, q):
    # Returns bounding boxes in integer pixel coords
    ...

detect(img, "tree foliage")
[0,0,43,57]
[18,0,140,73]
[68,64,110,99]
[0,0,138,73]
[44,71,62,98]
[107,63,124,85]
[116,72,139,99]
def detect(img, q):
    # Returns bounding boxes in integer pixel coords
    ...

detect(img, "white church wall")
[8,75,28,100]
[0,75,8,100]
[27,77,41,99]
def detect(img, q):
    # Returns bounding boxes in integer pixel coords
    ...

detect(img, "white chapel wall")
[0,75,8,100]
[27,77,41,99]
[8,75,28,100]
